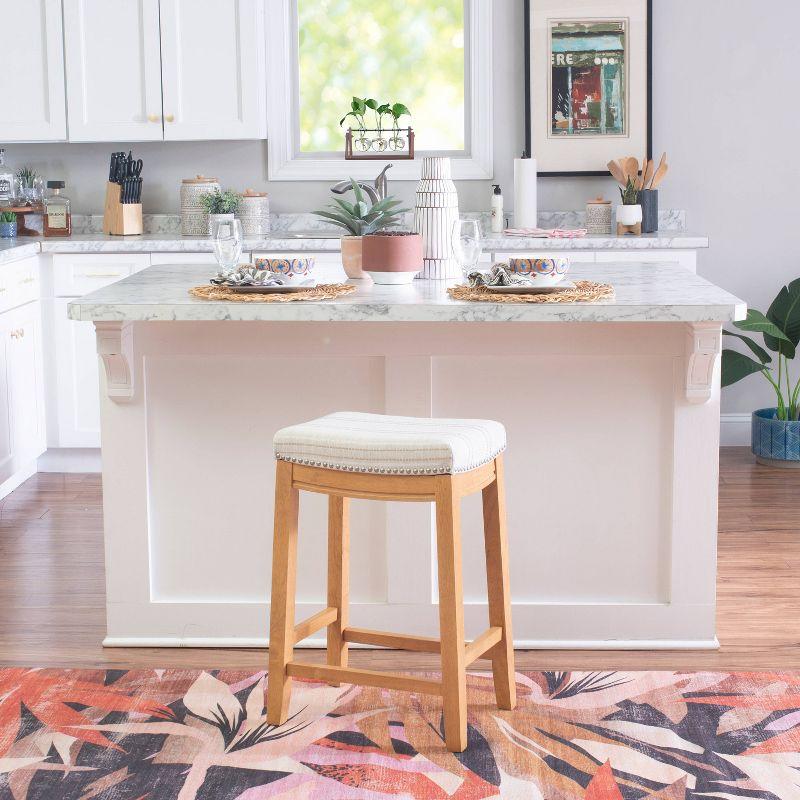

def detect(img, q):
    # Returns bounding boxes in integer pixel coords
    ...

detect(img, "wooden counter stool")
[266,411,515,753]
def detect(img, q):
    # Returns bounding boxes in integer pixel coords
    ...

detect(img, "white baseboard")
[0,462,37,500]
[720,413,751,446]
[103,635,720,651]
[38,448,102,473]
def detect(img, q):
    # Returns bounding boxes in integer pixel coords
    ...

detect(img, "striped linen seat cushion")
[273,412,506,475]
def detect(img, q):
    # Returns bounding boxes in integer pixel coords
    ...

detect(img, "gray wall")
[5,0,796,415]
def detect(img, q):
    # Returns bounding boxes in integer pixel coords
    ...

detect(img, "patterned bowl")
[507,256,570,286]
[253,257,315,278]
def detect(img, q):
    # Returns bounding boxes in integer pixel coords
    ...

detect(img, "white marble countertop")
[0,229,710,267]
[69,262,745,323]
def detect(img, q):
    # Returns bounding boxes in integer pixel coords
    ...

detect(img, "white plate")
[225,283,315,294]
[484,280,575,295]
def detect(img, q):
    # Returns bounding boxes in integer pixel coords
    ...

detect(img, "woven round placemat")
[447,279,614,304]
[189,283,356,303]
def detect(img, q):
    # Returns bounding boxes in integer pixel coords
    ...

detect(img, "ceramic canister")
[413,156,460,280]
[180,175,220,236]
[237,189,270,237]
[586,197,612,234]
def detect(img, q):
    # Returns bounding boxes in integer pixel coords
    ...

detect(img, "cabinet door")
[53,299,101,448]
[0,326,13,484]
[0,0,66,141]
[6,304,46,468]
[159,0,266,140]
[63,0,164,142]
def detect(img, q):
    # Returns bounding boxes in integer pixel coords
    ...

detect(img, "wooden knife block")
[102,182,143,236]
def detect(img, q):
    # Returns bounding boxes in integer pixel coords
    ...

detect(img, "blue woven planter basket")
[752,408,800,467]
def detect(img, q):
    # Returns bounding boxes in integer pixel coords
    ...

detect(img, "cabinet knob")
[147,114,160,123]
[165,114,175,123]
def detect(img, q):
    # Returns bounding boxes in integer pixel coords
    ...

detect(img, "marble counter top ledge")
[0,230,709,267]
[69,262,745,324]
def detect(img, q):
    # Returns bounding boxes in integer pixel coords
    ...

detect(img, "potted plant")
[722,279,800,466]
[199,189,241,234]
[387,102,410,150]
[340,97,370,152]
[314,179,408,279]
[0,211,17,238]
[362,230,423,284]
[617,177,642,227]
[340,97,411,153]
[15,166,41,204]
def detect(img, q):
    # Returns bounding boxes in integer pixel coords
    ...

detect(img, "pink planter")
[361,233,423,285]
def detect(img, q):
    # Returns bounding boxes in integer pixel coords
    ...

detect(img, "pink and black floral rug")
[0,668,798,798]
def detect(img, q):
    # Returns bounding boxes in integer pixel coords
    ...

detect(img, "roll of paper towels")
[514,157,538,228]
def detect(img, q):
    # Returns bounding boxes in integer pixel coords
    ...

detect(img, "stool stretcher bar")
[287,662,443,696]
[293,607,338,645]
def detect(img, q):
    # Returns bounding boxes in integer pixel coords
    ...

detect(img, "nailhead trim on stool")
[273,411,507,475]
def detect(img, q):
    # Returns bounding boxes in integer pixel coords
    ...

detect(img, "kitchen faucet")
[331,164,393,204]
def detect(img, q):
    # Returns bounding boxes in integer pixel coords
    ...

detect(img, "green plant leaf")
[721,349,767,388]
[391,102,410,118]
[765,278,800,358]
[735,308,792,357]
[351,97,366,115]
[355,200,369,218]
[723,330,772,364]
[365,98,378,110]
[349,178,365,206]
[312,210,358,235]
[331,197,356,216]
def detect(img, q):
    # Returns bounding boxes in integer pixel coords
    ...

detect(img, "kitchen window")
[266,0,493,180]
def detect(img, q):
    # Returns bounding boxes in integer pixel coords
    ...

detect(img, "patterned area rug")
[0,669,798,799]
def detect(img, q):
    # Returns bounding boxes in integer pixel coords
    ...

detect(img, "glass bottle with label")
[44,180,72,237]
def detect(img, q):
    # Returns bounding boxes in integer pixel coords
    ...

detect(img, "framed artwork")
[524,0,652,177]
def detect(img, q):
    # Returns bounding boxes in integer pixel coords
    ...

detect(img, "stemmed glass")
[451,219,482,281]
[211,218,243,276]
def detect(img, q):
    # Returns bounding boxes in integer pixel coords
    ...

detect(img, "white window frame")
[265,0,493,181]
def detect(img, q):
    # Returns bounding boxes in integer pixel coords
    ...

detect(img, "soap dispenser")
[490,184,503,233]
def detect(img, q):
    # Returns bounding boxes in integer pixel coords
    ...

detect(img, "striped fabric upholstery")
[274,412,506,475]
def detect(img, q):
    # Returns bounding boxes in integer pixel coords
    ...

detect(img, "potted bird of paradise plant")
[722,277,800,466]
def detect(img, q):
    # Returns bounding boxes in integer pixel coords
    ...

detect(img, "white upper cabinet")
[63,0,265,142]
[159,0,266,140]
[63,0,164,142]
[0,0,66,142]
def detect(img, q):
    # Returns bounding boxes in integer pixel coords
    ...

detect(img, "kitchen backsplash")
[59,209,686,236]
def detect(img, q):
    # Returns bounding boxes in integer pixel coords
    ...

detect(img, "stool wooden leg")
[327,495,350,685]
[482,455,516,710]
[267,460,299,726]
[435,476,468,752]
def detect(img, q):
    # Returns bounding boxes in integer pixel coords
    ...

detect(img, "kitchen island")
[69,262,745,649]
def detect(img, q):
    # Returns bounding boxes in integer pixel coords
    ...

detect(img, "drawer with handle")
[0,257,40,314]
[53,254,151,297]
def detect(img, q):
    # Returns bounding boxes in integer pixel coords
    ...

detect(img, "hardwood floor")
[0,447,798,671]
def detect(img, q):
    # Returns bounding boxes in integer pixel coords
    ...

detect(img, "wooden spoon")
[642,159,655,189]
[624,157,638,184]
[607,160,627,186]
[649,152,667,189]
[650,162,669,189]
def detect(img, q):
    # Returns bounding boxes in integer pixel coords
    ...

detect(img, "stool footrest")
[343,627,441,652]
[294,607,338,645]
[465,626,503,666]
[287,661,443,696]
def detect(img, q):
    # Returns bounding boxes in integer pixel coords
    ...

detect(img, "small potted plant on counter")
[15,166,41,204]
[616,177,642,234]
[0,211,17,238]
[314,179,409,279]
[722,278,800,466]
[199,189,241,234]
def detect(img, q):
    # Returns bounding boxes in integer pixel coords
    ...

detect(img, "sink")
[274,231,341,239]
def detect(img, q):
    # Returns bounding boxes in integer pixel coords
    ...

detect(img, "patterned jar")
[413,157,460,280]
[236,189,270,237]
[180,175,219,236]
[585,198,612,234]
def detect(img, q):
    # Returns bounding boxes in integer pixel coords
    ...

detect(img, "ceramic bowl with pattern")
[506,256,570,286]
[253,257,315,279]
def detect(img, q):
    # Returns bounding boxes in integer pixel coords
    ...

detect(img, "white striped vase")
[413,157,461,280]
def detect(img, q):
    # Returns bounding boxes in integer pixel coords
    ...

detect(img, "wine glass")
[211,218,243,275]
[451,219,482,281]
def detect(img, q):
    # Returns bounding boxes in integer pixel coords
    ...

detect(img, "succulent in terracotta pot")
[314,179,408,279]
[362,230,423,285]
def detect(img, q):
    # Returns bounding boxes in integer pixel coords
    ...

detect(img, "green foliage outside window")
[297,0,465,152]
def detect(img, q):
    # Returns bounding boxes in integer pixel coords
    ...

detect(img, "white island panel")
[76,264,743,649]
